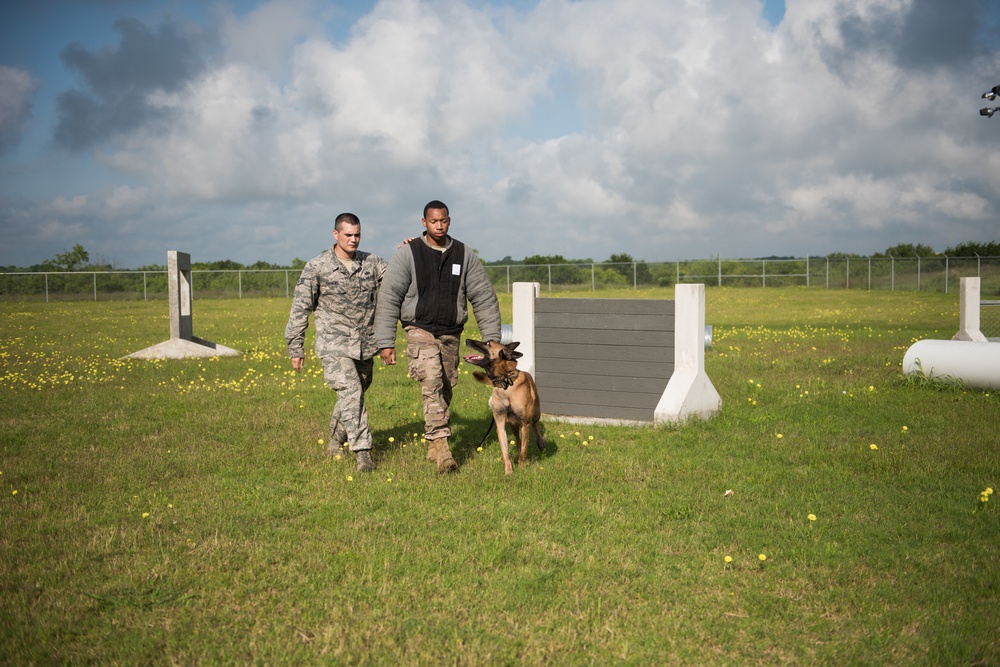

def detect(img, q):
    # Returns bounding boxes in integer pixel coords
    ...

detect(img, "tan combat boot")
[429,437,457,474]
[426,438,441,463]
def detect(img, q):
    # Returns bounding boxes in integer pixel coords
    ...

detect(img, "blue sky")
[1,0,999,268]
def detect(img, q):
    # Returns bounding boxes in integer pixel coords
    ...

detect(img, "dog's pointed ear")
[509,350,523,360]
[507,341,520,351]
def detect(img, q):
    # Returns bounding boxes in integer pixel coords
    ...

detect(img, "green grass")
[1,287,998,665]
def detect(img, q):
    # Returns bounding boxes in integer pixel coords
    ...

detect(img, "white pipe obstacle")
[903,340,1000,389]
[902,277,999,389]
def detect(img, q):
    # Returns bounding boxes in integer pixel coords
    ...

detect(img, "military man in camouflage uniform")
[286,213,388,472]
[375,200,501,473]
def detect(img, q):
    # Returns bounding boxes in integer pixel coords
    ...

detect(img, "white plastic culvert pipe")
[902,340,1000,390]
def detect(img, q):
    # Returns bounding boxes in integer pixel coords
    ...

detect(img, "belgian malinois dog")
[464,339,544,475]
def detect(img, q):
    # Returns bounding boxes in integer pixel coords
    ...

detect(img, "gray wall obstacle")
[125,251,240,360]
[510,282,720,425]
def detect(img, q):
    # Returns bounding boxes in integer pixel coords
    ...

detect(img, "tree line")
[3,241,999,275]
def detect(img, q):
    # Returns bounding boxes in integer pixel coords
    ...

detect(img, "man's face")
[334,222,361,256]
[422,208,451,246]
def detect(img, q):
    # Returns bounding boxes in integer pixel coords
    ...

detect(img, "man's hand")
[292,357,305,372]
[379,348,396,365]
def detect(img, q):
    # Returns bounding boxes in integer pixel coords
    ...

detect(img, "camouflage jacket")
[285,249,388,361]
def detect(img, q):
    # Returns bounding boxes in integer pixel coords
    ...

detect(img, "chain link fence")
[2,256,999,302]
[982,301,1000,340]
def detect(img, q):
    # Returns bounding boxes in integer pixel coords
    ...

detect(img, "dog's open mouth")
[463,354,484,364]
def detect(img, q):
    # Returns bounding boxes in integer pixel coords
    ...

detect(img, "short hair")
[334,212,360,231]
[423,200,449,219]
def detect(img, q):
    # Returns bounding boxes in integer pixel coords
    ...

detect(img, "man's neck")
[334,246,356,261]
[423,233,450,250]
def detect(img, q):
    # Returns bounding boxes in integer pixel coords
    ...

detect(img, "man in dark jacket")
[374,200,501,473]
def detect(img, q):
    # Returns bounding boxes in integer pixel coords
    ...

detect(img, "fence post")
[806,256,810,287]
[890,253,895,291]
[846,257,850,290]
[633,261,637,290]
[548,264,552,292]
[676,260,680,285]
[143,272,147,301]
[762,259,766,288]
[93,272,97,301]
[717,256,722,287]
[945,256,949,294]
[238,270,243,299]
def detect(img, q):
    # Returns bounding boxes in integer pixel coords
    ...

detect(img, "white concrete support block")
[511,282,540,377]
[654,284,721,424]
[953,277,988,342]
[168,250,194,341]
[125,250,240,360]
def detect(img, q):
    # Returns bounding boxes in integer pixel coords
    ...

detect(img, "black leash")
[475,416,495,449]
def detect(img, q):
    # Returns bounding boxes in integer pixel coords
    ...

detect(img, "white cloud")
[4,0,1000,267]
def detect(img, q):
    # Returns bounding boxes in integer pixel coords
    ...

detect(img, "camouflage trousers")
[322,356,374,452]
[404,326,460,441]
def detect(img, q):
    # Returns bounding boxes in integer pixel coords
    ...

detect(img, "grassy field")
[1,287,998,665]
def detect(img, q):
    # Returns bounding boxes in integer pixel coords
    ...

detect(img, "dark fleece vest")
[403,238,467,337]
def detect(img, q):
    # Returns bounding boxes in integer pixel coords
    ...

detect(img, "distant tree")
[289,257,307,269]
[523,254,570,265]
[53,244,90,271]
[875,243,936,258]
[248,260,279,270]
[604,253,652,284]
[944,241,1000,257]
[194,259,243,270]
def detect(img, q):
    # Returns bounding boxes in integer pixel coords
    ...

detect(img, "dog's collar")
[493,369,519,390]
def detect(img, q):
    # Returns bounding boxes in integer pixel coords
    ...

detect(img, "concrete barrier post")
[511,282,540,378]
[124,250,240,360]
[168,250,194,341]
[654,283,721,423]
[953,277,988,342]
